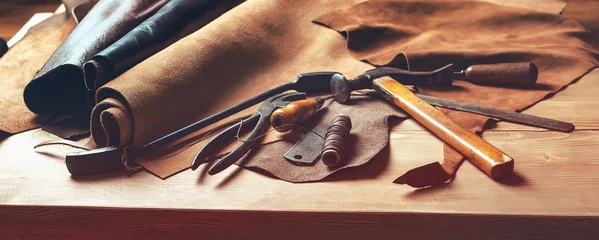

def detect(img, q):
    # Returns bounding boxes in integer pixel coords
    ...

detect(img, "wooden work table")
[1,67,599,238]
[2,4,599,237]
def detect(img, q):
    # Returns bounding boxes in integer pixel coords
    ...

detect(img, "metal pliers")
[191,92,307,175]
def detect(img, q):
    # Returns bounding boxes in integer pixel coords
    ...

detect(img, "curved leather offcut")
[85,0,239,92]
[24,0,171,115]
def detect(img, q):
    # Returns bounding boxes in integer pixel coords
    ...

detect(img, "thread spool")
[321,114,352,167]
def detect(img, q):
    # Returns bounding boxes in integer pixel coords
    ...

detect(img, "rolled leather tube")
[24,0,171,115]
[90,0,371,152]
[84,0,232,92]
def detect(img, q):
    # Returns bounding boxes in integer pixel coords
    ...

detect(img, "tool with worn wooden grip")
[372,78,514,180]
[454,62,538,86]
[270,98,325,132]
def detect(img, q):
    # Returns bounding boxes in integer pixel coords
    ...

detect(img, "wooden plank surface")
[1,69,599,218]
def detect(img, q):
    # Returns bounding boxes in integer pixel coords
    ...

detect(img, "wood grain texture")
[1,206,598,240]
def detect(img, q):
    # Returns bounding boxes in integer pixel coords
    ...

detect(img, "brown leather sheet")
[0,11,76,134]
[313,0,599,186]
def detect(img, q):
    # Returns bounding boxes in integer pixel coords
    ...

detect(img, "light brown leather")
[313,0,599,186]
[0,14,75,134]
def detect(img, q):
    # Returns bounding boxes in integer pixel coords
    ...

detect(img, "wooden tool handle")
[372,78,514,180]
[463,62,538,86]
[270,99,321,132]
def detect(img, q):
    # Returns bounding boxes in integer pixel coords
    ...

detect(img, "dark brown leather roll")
[24,0,171,115]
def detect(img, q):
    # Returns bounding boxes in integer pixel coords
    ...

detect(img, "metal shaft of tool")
[135,83,293,156]
[415,94,574,132]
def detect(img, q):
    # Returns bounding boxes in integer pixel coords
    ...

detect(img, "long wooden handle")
[372,78,514,180]
[462,62,538,86]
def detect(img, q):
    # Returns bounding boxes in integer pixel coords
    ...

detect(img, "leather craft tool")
[321,114,352,167]
[330,73,515,180]
[191,92,313,175]
[330,70,574,132]
[270,98,325,133]
[374,62,538,87]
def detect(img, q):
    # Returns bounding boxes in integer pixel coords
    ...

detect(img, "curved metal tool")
[191,92,307,175]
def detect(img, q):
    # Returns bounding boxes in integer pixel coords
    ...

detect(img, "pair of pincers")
[190,92,309,175]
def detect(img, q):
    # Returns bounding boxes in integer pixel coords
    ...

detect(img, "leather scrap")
[314,0,599,187]
[0,11,76,134]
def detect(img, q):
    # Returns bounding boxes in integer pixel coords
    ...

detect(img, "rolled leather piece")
[86,0,372,176]
[84,0,236,92]
[24,0,171,115]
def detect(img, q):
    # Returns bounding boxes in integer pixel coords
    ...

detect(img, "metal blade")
[416,94,574,132]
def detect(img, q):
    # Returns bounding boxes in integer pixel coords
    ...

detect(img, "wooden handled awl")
[270,98,324,132]
[372,78,514,180]
[455,62,538,86]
